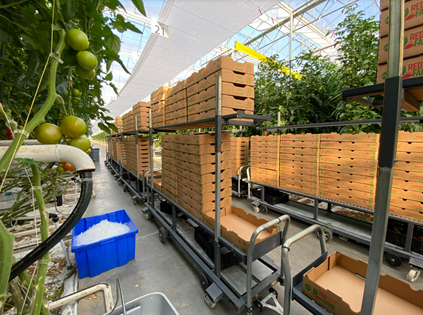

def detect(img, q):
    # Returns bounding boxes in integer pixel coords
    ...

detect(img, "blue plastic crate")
[71,209,138,278]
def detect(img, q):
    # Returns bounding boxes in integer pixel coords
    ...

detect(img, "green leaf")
[104,34,121,54]
[98,122,111,134]
[105,72,113,81]
[104,116,114,121]
[108,123,118,133]
[23,53,40,82]
[63,0,79,22]
[15,158,38,166]
[131,0,146,16]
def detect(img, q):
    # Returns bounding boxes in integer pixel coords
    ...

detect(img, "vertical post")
[120,121,124,175]
[313,199,318,220]
[404,223,414,252]
[289,13,293,75]
[214,74,222,277]
[149,109,155,209]
[361,1,404,314]
[135,116,140,195]
[172,205,177,231]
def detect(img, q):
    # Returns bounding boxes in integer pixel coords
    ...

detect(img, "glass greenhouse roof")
[102,0,380,118]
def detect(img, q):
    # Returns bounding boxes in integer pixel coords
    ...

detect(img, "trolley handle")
[246,215,290,304]
[282,224,327,315]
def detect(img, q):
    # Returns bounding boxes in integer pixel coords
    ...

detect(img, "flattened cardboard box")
[398,130,423,142]
[162,169,177,181]
[319,163,377,177]
[303,251,423,315]
[390,196,423,212]
[279,182,318,196]
[280,147,319,156]
[379,25,423,64]
[396,160,423,172]
[162,181,178,195]
[319,184,375,202]
[397,150,423,162]
[319,177,376,194]
[251,167,278,178]
[166,117,186,125]
[179,168,231,184]
[188,108,253,122]
[178,159,231,175]
[251,144,278,153]
[280,133,320,141]
[203,206,279,253]
[280,165,319,176]
[151,86,170,99]
[280,140,319,148]
[161,187,177,202]
[188,83,254,106]
[165,107,186,120]
[320,141,378,152]
[320,132,379,143]
[319,170,376,186]
[279,177,318,189]
[319,190,374,209]
[251,176,278,187]
[166,99,186,113]
[392,187,423,202]
[187,96,254,116]
[173,132,230,145]
[177,198,205,221]
[178,190,232,213]
[280,171,318,183]
[280,154,319,163]
[389,206,423,222]
[178,174,231,194]
[320,156,378,168]
[397,141,423,153]
[394,169,423,182]
[175,151,231,165]
[251,135,279,143]
[168,80,186,97]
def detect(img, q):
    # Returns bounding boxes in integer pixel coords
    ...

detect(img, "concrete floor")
[77,142,423,315]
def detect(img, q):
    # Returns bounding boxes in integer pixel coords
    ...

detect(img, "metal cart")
[232,165,250,197]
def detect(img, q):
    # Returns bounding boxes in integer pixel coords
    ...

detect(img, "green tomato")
[60,116,87,138]
[75,64,95,79]
[35,123,62,144]
[73,88,82,97]
[76,51,98,71]
[69,135,91,152]
[57,166,65,173]
[72,97,80,104]
[65,29,89,51]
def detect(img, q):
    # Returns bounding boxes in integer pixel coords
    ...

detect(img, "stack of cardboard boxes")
[318,133,379,210]
[111,116,122,134]
[279,134,320,196]
[151,86,170,128]
[165,81,187,125]
[250,135,279,186]
[377,0,423,83]
[174,132,232,220]
[186,57,255,122]
[110,137,125,163]
[230,137,249,176]
[131,102,151,130]
[122,136,150,175]
[161,134,178,201]
[122,111,134,133]
[391,131,423,221]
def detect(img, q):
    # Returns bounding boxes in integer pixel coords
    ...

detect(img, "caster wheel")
[159,227,168,244]
[269,287,278,298]
[254,300,263,312]
[204,294,216,309]
[407,269,421,282]
[123,186,127,193]
[384,253,402,267]
[144,211,152,221]
[315,226,333,242]
[133,199,137,205]
[200,274,209,291]
[259,205,268,214]
[253,205,260,213]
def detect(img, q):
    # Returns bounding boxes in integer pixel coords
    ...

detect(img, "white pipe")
[46,283,114,312]
[0,144,95,172]
[0,139,41,146]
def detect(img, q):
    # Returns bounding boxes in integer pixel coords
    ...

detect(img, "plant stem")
[9,279,24,315]
[0,29,66,175]
[30,164,50,315]
[0,220,14,313]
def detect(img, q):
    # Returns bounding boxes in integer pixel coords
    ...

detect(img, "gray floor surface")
[77,142,423,315]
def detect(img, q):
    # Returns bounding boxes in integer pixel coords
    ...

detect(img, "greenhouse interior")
[1,0,423,314]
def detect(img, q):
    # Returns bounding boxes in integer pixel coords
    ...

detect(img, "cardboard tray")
[174,151,231,165]
[302,252,423,315]
[202,205,280,253]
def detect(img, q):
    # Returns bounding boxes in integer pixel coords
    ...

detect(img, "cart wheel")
[269,287,278,299]
[407,269,421,282]
[315,226,333,242]
[144,211,152,221]
[259,205,268,214]
[159,227,168,244]
[133,199,137,205]
[253,204,260,213]
[384,253,402,267]
[254,300,263,312]
[123,185,127,192]
[200,274,209,291]
[204,294,216,309]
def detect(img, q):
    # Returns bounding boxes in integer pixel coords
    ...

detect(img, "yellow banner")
[234,41,302,80]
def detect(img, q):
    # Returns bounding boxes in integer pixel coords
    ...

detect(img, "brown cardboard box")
[398,130,423,142]
[178,181,232,203]
[319,184,375,202]
[280,147,319,156]
[319,170,376,186]
[179,168,231,184]
[279,182,318,196]
[187,69,254,97]
[178,159,231,174]
[188,108,253,122]
[379,25,423,64]
[280,161,319,171]
[251,135,279,143]
[178,189,231,212]
[302,251,423,315]
[174,132,230,145]
[320,133,379,143]
[320,156,378,168]
[280,133,320,141]
[392,187,423,202]
[279,166,319,176]
[394,169,423,182]
[187,96,254,116]
[319,177,376,194]
[188,83,254,106]
[391,195,423,211]
[280,140,319,148]
[251,167,277,178]
[175,151,231,165]
[202,206,279,253]
[319,190,374,209]
[319,163,378,177]
[389,205,423,221]
[162,180,177,195]
[251,144,278,153]
[173,142,231,155]
[162,186,177,202]
[320,141,378,151]
[395,160,423,172]
[380,0,423,37]
[166,99,186,113]
[280,171,318,183]
[168,80,186,97]
[165,107,186,120]
[377,55,423,83]
[320,149,378,160]
[178,173,231,194]
[397,141,423,152]
[165,117,186,126]
[280,153,319,163]
[279,177,318,190]
[397,149,423,162]
[250,176,278,186]
[162,168,177,181]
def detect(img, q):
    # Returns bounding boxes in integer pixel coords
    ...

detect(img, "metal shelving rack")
[142,75,294,314]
